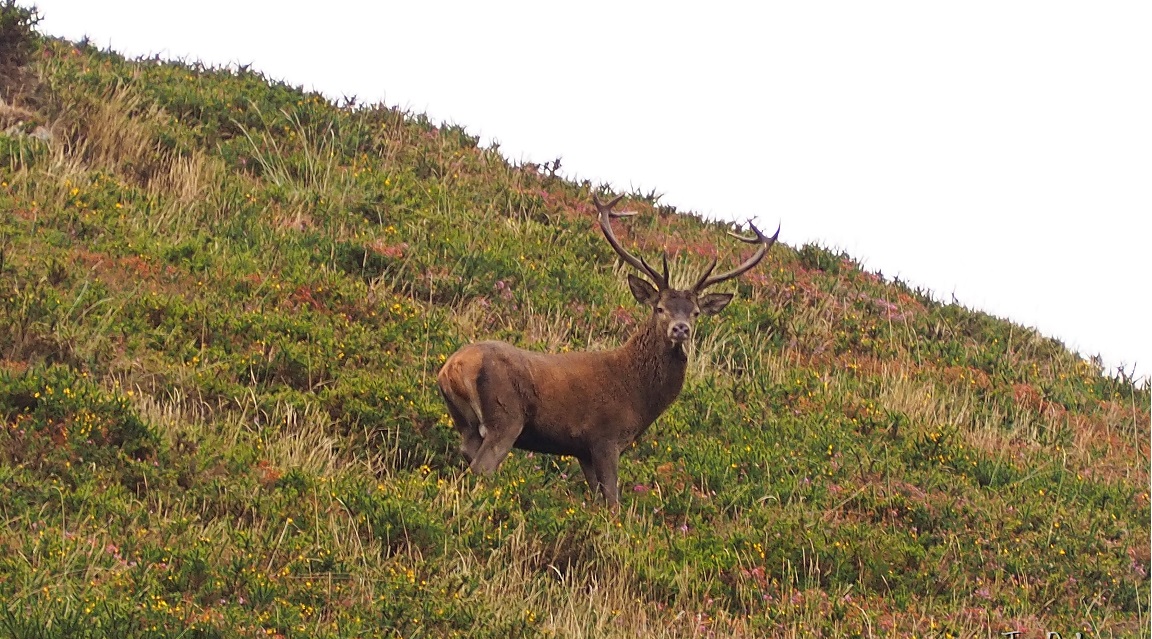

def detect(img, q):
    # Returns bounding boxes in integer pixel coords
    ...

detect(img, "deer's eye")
[656,307,665,314]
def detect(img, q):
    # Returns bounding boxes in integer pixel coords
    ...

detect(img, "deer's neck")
[620,319,688,422]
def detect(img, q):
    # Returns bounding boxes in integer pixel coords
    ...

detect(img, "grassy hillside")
[1,17,1149,639]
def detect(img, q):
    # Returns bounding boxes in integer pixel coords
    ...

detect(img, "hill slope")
[1,28,1149,639]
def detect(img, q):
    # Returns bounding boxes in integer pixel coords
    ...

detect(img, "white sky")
[34,1,1151,382]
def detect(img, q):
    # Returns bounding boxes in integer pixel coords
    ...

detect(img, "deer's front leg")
[590,446,621,509]
[577,455,600,494]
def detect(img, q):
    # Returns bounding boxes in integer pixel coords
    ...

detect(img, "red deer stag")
[437,194,778,507]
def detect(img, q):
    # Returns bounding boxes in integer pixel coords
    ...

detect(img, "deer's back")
[440,340,646,451]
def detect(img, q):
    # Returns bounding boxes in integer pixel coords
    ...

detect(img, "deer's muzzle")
[669,322,691,343]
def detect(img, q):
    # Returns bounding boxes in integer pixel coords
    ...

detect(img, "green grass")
[0,23,1148,639]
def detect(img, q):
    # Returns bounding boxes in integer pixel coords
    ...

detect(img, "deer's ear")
[627,274,659,306]
[698,293,733,316]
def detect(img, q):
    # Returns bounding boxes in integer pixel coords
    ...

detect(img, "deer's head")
[593,195,779,348]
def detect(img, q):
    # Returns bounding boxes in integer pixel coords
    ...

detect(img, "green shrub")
[0,1,40,97]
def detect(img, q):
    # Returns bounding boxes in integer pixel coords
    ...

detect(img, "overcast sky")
[33,1,1151,382]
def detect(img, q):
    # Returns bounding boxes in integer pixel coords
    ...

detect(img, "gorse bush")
[0,0,40,99]
[0,26,1147,639]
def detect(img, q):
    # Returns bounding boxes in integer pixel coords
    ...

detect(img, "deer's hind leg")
[468,415,525,475]
[467,388,527,475]
[436,360,486,463]
[440,391,484,462]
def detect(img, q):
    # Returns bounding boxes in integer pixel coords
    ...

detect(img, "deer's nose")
[669,322,691,342]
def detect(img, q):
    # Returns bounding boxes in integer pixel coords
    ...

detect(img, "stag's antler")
[692,221,780,293]
[593,194,669,290]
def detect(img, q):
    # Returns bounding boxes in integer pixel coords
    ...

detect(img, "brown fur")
[437,196,777,506]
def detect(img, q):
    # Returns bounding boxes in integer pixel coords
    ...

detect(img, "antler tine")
[592,193,627,214]
[693,220,780,293]
[595,194,668,288]
[728,225,771,243]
